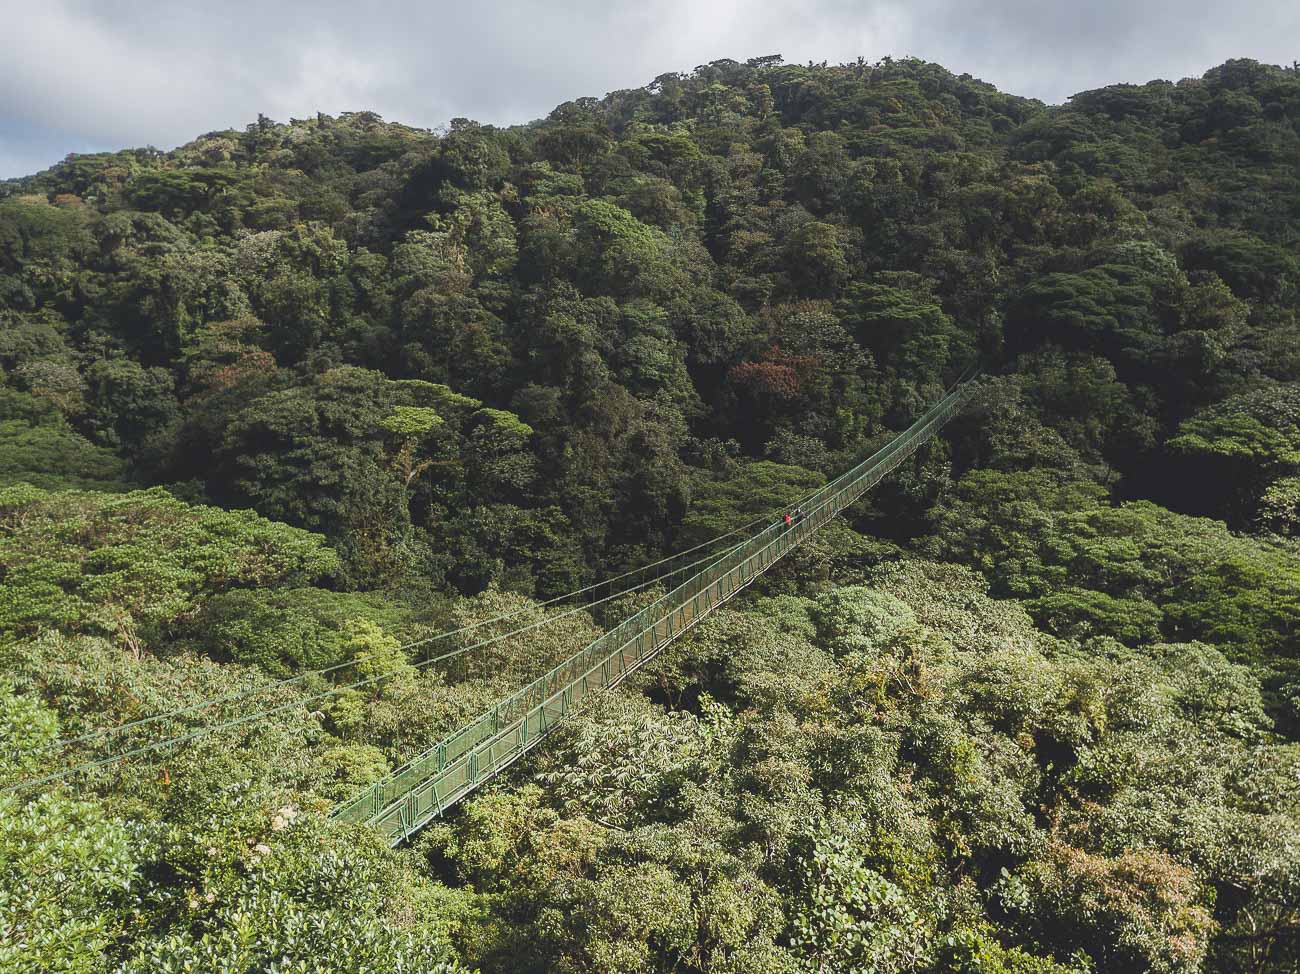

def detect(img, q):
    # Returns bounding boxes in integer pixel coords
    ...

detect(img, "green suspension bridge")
[11,374,980,847]
[331,374,981,844]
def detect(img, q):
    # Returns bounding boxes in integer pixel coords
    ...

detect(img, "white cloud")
[1,0,1296,177]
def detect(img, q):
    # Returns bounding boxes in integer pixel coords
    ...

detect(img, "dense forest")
[2,54,1298,973]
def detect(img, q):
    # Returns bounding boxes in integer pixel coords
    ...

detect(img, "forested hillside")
[1,55,1298,972]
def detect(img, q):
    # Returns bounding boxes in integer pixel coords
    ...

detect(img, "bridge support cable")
[332,376,981,844]
[25,382,960,783]
[2,527,801,797]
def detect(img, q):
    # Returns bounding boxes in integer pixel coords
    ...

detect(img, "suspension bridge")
[10,373,980,847]
[331,374,980,844]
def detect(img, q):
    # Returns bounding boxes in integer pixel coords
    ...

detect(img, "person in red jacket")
[783,512,793,530]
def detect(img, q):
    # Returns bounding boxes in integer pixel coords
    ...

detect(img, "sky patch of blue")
[1,118,109,181]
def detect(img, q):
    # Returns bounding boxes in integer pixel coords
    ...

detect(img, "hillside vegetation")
[1,55,1298,973]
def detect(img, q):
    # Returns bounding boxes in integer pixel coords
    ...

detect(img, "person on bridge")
[794,507,806,525]
[783,512,793,530]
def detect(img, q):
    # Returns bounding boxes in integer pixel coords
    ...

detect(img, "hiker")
[783,512,793,530]
[794,507,806,524]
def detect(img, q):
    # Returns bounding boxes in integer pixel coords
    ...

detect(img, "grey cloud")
[1,0,1296,177]
[890,0,1300,100]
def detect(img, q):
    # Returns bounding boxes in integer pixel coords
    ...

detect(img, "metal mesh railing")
[332,376,980,843]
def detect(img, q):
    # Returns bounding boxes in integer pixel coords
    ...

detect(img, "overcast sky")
[2,0,1296,179]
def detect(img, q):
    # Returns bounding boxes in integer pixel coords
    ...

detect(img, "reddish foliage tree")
[729,359,801,399]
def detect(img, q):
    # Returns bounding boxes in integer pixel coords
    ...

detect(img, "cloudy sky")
[2,0,1296,179]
